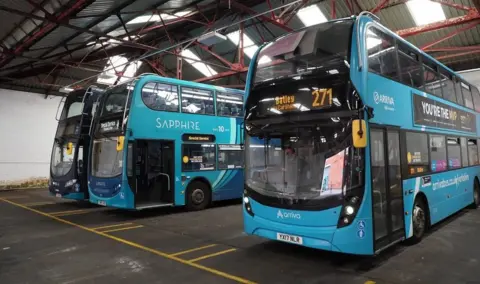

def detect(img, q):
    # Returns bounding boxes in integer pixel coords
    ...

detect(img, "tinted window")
[182,144,216,171]
[454,79,464,106]
[472,86,480,112]
[181,87,214,115]
[406,132,429,175]
[127,143,133,177]
[430,135,446,172]
[468,139,479,166]
[439,69,456,103]
[423,66,443,98]
[366,27,399,80]
[217,92,244,117]
[447,137,461,169]
[461,137,468,167]
[141,82,179,112]
[462,82,474,109]
[218,144,244,169]
[398,45,423,88]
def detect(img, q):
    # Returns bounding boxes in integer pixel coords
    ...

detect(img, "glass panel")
[440,74,456,103]
[430,135,446,172]
[91,138,123,178]
[181,87,214,115]
[447,138,461,169]
[218,144,244,169]
[366,27,399,80]
[387,131,403,232]
[141,82,179,112]
[51,141,75,177]
[182,143,216,171]
[371,130,387,240]
[472,86,480,112]
[462,82,474,109]
[77,146,84,174]
[460,137,468,167]
[216,92,244,117]
[423,67,443,98]
[398,51,423,88]
[127,144,133,177]
[468,139,478,166]
[454,80,464,106]
[406,132,429,175]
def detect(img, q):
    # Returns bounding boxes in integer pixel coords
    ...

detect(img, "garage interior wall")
[0,89,62,186]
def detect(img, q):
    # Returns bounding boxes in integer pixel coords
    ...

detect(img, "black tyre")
[185,181,211,211]
[469,179,480,209]
[407,197,427,244]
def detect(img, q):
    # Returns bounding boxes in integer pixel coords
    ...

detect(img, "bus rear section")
[88,75,245,210]
[242,18,377,254]
[49,86,102,201]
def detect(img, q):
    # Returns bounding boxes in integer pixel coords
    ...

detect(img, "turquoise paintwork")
[89,75,245,210]
[242,15,480,255]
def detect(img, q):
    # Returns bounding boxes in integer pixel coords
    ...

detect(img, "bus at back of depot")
[88,74,245,210]
[241,13,480,255]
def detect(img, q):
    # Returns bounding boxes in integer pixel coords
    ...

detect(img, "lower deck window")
[182,143,216,171]
[218,145,244,169]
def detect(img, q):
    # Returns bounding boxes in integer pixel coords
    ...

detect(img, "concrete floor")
[1,188,479,284]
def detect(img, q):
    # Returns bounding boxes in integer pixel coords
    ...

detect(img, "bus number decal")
[312,88,332,108]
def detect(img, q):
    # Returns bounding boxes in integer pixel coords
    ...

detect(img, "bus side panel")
[403,168,475,238]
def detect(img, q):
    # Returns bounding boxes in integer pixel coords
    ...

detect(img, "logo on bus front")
[276,210,301,220]
[373,91,395,111]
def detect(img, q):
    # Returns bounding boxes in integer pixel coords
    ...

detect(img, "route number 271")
[312,88,333,108]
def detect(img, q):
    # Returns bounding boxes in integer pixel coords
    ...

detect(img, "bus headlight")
[65,179,77,187]
[243,191,254,217]
[345,205,355,215]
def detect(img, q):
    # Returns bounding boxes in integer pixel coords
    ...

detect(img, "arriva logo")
[373,92,395,106]
[277,210,301,219]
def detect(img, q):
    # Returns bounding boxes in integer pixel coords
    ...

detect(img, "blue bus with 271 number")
[241,12,480,255]
[88,74,245,210]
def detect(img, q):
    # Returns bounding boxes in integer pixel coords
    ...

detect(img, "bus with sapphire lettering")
[88,74,244,210]
[242,12,480,255]
[49,86,103,200]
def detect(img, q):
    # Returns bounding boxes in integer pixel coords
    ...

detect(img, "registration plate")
[55,193,62,198]
[98,200,106,206]
[276,232,303,245]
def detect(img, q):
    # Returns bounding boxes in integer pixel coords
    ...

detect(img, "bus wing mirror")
[352,119,367,148]
[117,136,125,152]
[66,142,73,155]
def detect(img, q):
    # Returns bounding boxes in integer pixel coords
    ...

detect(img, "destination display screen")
[261,88,335,114]
[413,93,476,133]
[98,119,121,134]
[182,134,216,142]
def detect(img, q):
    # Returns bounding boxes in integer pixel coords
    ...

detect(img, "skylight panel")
[180,49,218,77]
[97,56,141,85]
[127,11,192,25]
[226,31,272,64]
[406,0,446,26]
[119,60,142,83]
[297,4,327,27]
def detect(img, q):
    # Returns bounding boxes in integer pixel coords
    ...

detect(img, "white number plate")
[276,232,303,245]
[55,193,62,198]
[98,200,106,206]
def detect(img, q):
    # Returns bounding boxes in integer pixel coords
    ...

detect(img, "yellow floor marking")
[170,244,218,257]
[0,198,256,284]
[92,223,134,231]
[2,195,28,199]
[23,201,56,206]
[364,281,376,284]
[188,248,237,263]
[102,225,144,233]
[50,209,90,216]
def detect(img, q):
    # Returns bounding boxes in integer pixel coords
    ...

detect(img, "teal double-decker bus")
[88,74,245,210]
[242,12,480,255]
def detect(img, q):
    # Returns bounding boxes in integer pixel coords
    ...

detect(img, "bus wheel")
[469,179,480,209]
[408,198,427,244]
[186,181,211,211]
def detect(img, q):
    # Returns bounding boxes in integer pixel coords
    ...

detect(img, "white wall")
[0,89,62,185]
[459,68,480,89]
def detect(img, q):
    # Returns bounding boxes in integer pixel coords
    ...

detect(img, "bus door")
[134,140,174,208]
[370,126,405,251]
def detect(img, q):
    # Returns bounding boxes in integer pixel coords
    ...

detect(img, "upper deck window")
[216,92,244,117]
[101,87,129,116]
[461,82,474,109]
[439,68,456,103]
[397,44,423,88]
[454,78,464,106]
[141,82,179,112]
[366,27,399,80]
[181,87,214,115]
[422,60,443,98]
[471,86,480,112]
[252,20,353,86]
